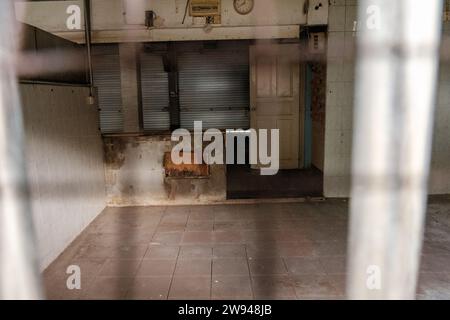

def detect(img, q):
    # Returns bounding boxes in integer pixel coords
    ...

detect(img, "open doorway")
[226,50,326,199]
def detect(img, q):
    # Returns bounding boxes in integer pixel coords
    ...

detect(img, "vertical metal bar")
[0,1,42,299]
[347,0,443,299]
[167,43,180,130]
[84,0,94,98]
[135,44,144,130]
[304,63,313,168]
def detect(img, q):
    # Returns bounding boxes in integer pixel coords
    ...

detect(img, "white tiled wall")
[20,84,106,269]
[324,0,450,197]
[324,0,356,197]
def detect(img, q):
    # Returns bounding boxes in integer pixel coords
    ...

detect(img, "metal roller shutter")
[178,43,250,130]
[140,53,170,131]
[92,44,123,133]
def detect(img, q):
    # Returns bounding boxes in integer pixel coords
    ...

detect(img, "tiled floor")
[43,198,450,300]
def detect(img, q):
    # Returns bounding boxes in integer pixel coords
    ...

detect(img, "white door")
[250,44,301,169]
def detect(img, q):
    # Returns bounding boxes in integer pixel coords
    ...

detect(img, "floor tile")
[417,273,450,299]
[319,257,347,274]
[284,257,326,275]
[179,246,213,259]
[188,206,215,221]
[174,259,212,276]
[213,245,246,259]
[44,276,93,300]
[212,276,253,299]
[422,241,450,255]
[186,220,214,231]
[248,258,288,275]
[251,275,296,299]
[182,231,214,244]
[161,211,189,224]
[169,276,211,299]
[214,221,243,231]
[213,231,243,244]
[212,258,249,276]
[126,276,172,300]
[137,259,176,276]
[82,231,154,246]
[246,242,315,259]
[152,232,183,245]
[420,254,450,273]
[98,259,142,277]
[157,222,186,233]
[83,277,133,300]
[74,245,147,260]
[144,245,180,260]
[315,241,347,256]
[291,275,341,299]
[44,258,106,279]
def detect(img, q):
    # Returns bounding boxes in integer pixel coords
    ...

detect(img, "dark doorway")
[226,164,323,199]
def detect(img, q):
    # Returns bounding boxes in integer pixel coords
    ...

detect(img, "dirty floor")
[43,199,450,299]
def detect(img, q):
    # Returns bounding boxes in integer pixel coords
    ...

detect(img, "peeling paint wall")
[104,136,226,206]
[20,84,105,270]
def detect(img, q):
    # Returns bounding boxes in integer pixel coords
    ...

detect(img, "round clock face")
[233,0,254,15]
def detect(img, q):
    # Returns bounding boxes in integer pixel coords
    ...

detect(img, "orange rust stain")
[164,152,209,178]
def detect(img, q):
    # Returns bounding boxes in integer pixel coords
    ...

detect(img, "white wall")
[20,84,106,270]
[323,0,450,197]
[16,0,308,43]
[323,0,355,197]
[17,0,307,31]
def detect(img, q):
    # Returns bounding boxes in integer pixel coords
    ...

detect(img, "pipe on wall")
[84,0,95,101]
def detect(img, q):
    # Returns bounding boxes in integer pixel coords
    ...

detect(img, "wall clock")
[233,0,254,15]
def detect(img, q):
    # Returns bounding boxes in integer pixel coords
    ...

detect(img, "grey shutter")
[178,43,250,130]
[92,44,123,133]
[140,52,170,131]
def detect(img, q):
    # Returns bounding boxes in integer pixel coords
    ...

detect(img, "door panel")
[276,56,294,97]
[256,57,274,97]
[250,44,301,169]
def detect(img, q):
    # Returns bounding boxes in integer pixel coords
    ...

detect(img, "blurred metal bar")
[348,0,443,299]
[0,1,43,299]
[84,0,94,98]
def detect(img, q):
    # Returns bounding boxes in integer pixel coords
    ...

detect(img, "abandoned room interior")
[1,0,450,301]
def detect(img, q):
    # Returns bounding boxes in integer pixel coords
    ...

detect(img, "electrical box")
[189,0,221,24]
[308,32,326,54]
[307,0,328,26]
[190,0,220,17]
